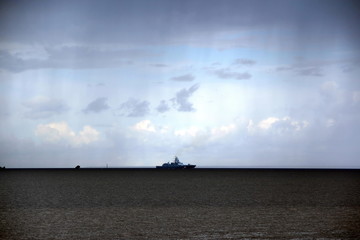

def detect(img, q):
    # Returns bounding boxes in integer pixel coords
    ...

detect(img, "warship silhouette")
[156,156,196,169]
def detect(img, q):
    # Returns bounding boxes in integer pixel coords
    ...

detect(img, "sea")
[1,169,359,239]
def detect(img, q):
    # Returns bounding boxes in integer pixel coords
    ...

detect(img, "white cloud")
[35,122,100,147]
[174,123,237,142]
[174,126,201,138]
[77,126,100,145]
[258,117,280,130]
[133,120,156,133]
[252,117,309,134]
[210,124,237,140]
[326,118,335,128]
[247,120,256,134]
[290,119,310,131]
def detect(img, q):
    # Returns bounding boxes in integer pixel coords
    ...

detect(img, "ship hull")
[156,165,196,169]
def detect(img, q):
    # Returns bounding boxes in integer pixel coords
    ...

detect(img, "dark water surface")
[1,169,360,239]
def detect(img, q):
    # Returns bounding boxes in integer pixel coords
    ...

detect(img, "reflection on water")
[1,169,360,239]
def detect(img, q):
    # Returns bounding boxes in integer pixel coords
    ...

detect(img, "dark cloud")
[23,96,68,119]
[156,100,170,113]
[83,97,109,114]
[116,98,150,117]
[172,84,199,112]
[213,68,252,80]
[1,0,359,51]
[233,58,256,66]
[170,74,195,82]
[2,0,359,46]
[0,0,359,74]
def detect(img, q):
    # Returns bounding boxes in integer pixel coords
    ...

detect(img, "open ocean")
[1,169,359,239]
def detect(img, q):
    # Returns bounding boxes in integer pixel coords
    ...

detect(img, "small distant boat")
[156,156,196,169]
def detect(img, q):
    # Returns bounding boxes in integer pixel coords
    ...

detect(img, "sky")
[0,0,360,168]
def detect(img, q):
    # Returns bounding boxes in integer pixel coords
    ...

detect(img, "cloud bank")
[23,96,68,119]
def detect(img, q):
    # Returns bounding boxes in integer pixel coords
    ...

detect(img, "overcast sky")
[1,0,360,168]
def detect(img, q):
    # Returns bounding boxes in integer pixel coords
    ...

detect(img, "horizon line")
[1,166,360,170]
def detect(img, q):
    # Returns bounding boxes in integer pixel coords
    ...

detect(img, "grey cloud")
[296,67,323,77]
[83,97,109,114]
[150,63,168,68]
[170,74,195,82]
[276,65,323,77]
[233,58,256,66]
[214,68,252,80]
[0,47,152,72]
[156,100,170,113]
[202,62,222,72]
[341,59,360,72]
[276,66,294,72]
[46,46,150,61]
[0,97,11,117]
[172,84,199,112]
[0,50,31,72]
[23,97,68,119]
[87,83,106,88]
[342,65,354,73]
[116,98,150,117]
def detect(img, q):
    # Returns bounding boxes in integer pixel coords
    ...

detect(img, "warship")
[156,156,196,169]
